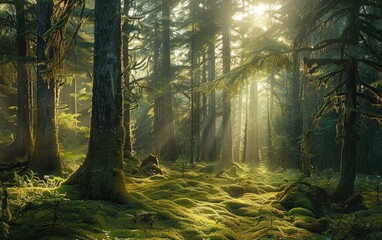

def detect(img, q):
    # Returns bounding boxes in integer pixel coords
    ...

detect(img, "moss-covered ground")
[3,157,382,240]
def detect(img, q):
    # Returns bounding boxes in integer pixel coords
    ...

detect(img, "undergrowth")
[2,158,382,239]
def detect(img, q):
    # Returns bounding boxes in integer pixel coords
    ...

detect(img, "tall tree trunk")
[199,50,208,161]
[221,0,233,165]
[123,0,133,158]
[159,1,178,161]
[267,85,273,170]
[245,82,259,165]
[0,0,33,161]
[301,73,312,176]
[152,16,161,153]
[30,0,62,176]
[204,42,217,161]
[291,51,302,168]
[234,91,243,163]
[66,0,128,202]
[332,1,360,202]
[190,2,196,164]
[242,85,249,163]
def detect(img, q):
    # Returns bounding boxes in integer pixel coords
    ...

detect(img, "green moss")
[181,229,203,239]
[227,184,245,198]
[289,207,316,218]
[173,198,196,207]
[224,200,250,211]
[149,175,167,180]
[259,205,285,218]
[148,190,172,200]
[293,217,328,234]
[186,179,200,187]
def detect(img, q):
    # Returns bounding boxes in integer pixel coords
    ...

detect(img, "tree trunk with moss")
[123,0,133,158]
[154,1,178,161]
[0,0,33,162]
[245,82,259,165]
[66,0,128,202]
[221,0,233,165]
[331,1,360,202]
[30,0,62,176]
[291,51,302,168]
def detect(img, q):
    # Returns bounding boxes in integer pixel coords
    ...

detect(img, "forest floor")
[2,154,382,240]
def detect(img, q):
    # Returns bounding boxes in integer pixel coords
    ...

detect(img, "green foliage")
[13,170,64,188]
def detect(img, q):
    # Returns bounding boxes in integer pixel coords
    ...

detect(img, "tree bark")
[30,0,62,176]
[158,1,178,161]
[234,91,243,163]
[221,0,233,165]
[245,82,260,165]
[0,0,33,162]
[291,51,302,168]
[123,0,133,158]
[66,0,128,202]
[332,0,360,202]
[201,42,217,161]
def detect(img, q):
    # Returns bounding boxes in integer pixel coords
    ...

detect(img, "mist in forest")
[0,0,381,239]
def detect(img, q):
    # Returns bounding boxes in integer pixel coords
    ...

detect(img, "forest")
[0,0,382,239]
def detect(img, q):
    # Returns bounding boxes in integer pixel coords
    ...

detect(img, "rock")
[140,154,159,167]
[227,185,245,198]
[278,182,329,217]
[343,193,367,213]
[140,164,163,175]
[293,217,329,234]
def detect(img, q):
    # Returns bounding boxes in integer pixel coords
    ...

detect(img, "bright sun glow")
[253,3,269,15]
[232,3,281,30]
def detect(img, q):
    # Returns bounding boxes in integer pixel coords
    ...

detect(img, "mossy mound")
[293,217,329,234]
[288,207,315,218]
[225,184,245,198]
[8,158,382,240]
[278,182,329,217]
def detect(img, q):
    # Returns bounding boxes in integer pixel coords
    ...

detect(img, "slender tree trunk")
[152,16,161,153]
[332,1,360,202]
[123,0,133,158]
[242,85,249,163]
[190,3,196,164]
[159,1,178,161]
[0,0,33,161]
[267,82,274,170]
[195,57,201,162]
[199,50,208,161]
[221,0,233,165]
[301,74,312,176]
[234,92,243,162]
[291,51,302,168]
[204,42,217,161]
[30,0,62,176]
[245,82,260,165]
[66,0,128,202]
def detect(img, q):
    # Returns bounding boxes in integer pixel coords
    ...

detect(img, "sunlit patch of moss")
[11,159,382,240]
[174,198,196,207]
[259,205,285,218]
[289,207,316,218]
[149,175,167,181]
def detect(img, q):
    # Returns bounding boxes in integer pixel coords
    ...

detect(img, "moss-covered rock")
[278,182,329,216]
[226,184,245,198]
[293,217,329,234]
[288,207,315,218]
